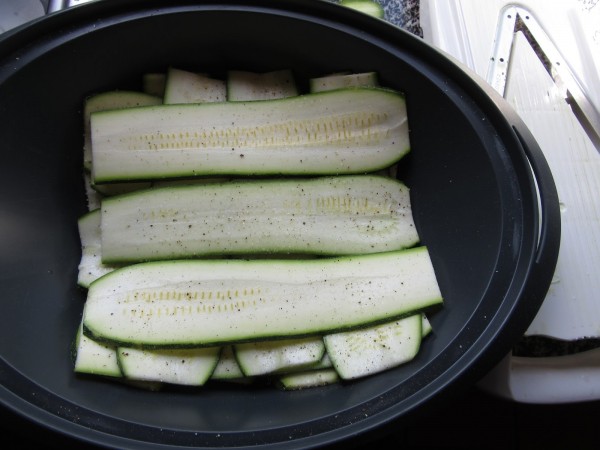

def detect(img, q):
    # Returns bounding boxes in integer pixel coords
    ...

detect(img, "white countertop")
[421,0,600,403]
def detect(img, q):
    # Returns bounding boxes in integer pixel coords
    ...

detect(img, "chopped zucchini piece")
[163,67,226,104]
[77,209,120,288]
[117,346,221,386]
[278,369,340,390]
[234,337,325,377]
[226,69,298,101]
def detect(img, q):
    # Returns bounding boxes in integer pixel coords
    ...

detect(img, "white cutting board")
[421,0,600,402]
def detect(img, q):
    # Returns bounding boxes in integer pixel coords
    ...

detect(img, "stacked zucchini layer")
[73,68,443,390]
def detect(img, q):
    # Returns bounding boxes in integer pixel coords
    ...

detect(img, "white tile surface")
[422,0,600,403]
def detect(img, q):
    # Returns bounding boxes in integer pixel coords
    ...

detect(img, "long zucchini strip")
[90,87,409,182]
[99,175,419,263]
[82,247,442,348]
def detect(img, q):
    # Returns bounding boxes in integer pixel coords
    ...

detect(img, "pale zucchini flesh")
[83,90,162,171]
[163,67,226,104]
[422,314,433,337]
[340,0,385,19]
[99,175,419,263]
[117,346,221,385]
[309,72,379,92]
[90,87,410,182]
[308,72,400,181]
[210,345,245,380]
[83,172,102,211]
[234,336,325,377]
[73,318,121,377]
[77,209,120,288]
[82,247,442,348]
[226,69,298,101]
[278,369,340,390]
[324,313,422,379]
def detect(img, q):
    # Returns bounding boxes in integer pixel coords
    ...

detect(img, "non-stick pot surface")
[0,1,559,448]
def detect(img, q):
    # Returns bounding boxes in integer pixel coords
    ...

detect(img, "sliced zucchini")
[308,72,400,180]
[151,177,230,188]
[83,90,162,172]
[99,175,419,263]
[226,69,298,101]
[83,172,102,211]
[422,314,433,337]
[278,369,340,390]
[309,72,379,92]
[77,209,120,288]
[163,67,226,104]
[224,69,323,377]
[210,345,245,380]
[117,346,221,386]
[91,181,153,197]
[73,318,121,377]
[234,336,325,377]
[324,313,422,380]
[312,352,333,369]
[74,318,165,390]
[90,87,410,182]
[82,247,443,348]
[340,0,385,19]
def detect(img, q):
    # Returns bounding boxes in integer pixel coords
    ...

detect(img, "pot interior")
[0,2,538,448]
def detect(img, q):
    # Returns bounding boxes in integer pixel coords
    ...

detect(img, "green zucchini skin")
[99,175,419,263]
[90,87,410,182]
[82,247,443,349]
[340,0,385,19]
[210,345,245,380]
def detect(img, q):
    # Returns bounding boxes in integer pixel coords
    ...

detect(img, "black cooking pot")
[0,1,560,448]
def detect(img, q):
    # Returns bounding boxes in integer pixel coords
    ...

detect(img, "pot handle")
[513,124,561,299]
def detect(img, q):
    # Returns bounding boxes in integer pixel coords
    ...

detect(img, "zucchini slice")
[77,209,120,288]
[278,369,340,390]
[324,313,422,379]
[163,67,226,104]
[309,72,379,92]
[82,247,443,348]
[340,0,385,19]
[83,172,102,211]
[83,90,162,172]
[90,87,410,182]
[234,337,325,377]
[116,346,221,386]
[422,314,433,337]
[226,69,298,101]
[210,345,245,380]
[99,175,419,263]
[73,318,121,377]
